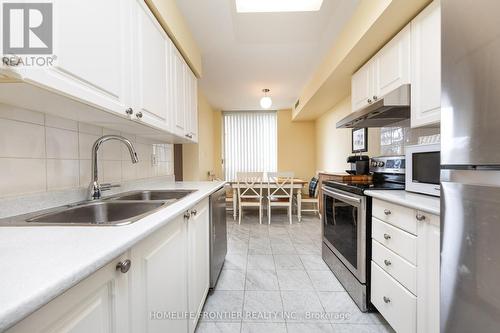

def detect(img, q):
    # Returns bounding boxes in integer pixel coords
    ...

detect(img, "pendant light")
[260,88,272,109]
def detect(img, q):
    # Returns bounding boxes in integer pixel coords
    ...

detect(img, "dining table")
[228,178,308,222]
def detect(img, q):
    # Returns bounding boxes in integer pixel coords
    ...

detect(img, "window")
[223,111,277,181]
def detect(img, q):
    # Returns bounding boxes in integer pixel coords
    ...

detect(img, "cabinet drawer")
[371,261,416,333]
[372,217,417,264]
[373,198,417,235]
[372,239,416,295]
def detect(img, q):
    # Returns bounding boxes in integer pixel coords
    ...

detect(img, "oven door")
[322,186,367,283]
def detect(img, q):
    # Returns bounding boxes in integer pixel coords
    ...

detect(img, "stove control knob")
[371,161,377,167]
[378,161,385,167]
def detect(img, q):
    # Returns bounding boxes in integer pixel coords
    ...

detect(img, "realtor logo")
[2,2,53,54]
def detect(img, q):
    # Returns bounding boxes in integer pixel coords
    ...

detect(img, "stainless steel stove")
[321,156,405,312]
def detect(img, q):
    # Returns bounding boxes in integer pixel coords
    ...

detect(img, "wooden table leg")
[297,189,302,222]
[233,187,237,221]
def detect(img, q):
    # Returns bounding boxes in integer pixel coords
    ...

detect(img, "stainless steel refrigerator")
[441,0,500,332]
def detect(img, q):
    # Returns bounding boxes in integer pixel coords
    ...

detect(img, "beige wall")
[277,110,316,180]
[315,96,380,172]
[182,91,217,181]
[145,0,202,77]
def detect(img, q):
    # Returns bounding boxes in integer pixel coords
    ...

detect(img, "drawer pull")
[384,259,392,266]
[383,296,391,304]
[384,209,392,215]
[383,233,391,240]
[416,213,426,221]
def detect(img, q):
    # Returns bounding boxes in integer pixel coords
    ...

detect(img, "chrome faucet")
[89,135,139,200]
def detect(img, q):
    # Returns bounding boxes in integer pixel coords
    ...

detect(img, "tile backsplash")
[380,120,440,156]
[0,104,174,198]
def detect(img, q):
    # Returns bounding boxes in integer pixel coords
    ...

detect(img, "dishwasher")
[209,186,227,289]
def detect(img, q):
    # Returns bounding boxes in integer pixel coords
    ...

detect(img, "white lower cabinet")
[7,199,211,333]
[130,214,189,333]
[371,261,417,333]
[371,200,439,333]
[7,254,131,333]
[187,199,210,333]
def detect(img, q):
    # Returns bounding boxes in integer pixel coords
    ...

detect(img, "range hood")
[336,84,411,128]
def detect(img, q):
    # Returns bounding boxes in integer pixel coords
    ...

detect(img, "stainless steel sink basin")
[25,201,165,226]
[108,190,195,201]
[0,189,198,227]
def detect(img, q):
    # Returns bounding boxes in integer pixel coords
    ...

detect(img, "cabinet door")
[373,25,411,99]
[187,199,210,333]
[351,62,373,112]
[7,255,130,333]
[134,0,169,130]
[130,215,188,333]
[411,0,441,128]
[416,212,440,333]
[21,0,132,118]
[173,49,186,137]
[185,68,198,142]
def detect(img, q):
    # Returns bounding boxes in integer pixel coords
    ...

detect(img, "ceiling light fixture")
[236,0,323,13]
[260,89,273,109]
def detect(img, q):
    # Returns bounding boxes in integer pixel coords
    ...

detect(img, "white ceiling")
[176,0,359,111]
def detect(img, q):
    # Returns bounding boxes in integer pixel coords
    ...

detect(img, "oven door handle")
[322,187,361,205]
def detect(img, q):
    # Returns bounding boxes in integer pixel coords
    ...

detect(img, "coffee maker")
[346,155,370,175]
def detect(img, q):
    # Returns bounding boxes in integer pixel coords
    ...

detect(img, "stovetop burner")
[323,180,405,196]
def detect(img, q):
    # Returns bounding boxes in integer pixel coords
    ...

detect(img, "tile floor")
[196,209,393,333]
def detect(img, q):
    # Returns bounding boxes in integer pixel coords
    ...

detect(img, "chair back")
[309,177,319,198]
[236,172,263,199]
[267,172,294,199]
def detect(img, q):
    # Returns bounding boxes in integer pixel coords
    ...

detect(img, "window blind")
[223,111,277,181]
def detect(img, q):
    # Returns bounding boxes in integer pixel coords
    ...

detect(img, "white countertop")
[0,180,225,332]
[364,190,440,216]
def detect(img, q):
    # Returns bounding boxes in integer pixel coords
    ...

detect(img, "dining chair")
[236,172,264,224]
[297,176,320,217]
[267,172,294,224]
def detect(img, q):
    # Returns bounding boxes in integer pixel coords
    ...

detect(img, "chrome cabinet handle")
[125,107,133,115]
[135,112,143,119]
[383,233,391,240]
[383,296,391,303]
[185,133,193,139]
[384,209,391,216]
[373,95,378,101]
[191,209,198,216]
[368,99,372,104]
[184,211,191,219]
[416,213,426,221]
[384,259,392,266]
[116,259,131,273]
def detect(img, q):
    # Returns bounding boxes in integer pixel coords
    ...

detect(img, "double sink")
[1,190,195,227]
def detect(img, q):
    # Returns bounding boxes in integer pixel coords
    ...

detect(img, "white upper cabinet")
[15,0,133,117]
[173,48,186,137]
[185,68,198,142]
[351,61,374,112]
[133,0,169,130]
[351,26,410,113]
[411,0,441,128]
[374,25,411,99]
[0,0,198,143]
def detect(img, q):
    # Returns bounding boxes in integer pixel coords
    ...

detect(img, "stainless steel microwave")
[405,143,441,196]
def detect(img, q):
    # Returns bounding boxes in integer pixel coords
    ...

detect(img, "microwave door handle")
[323,188,361,205]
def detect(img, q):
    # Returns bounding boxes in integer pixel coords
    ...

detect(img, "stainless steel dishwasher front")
[209,186,227,289]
